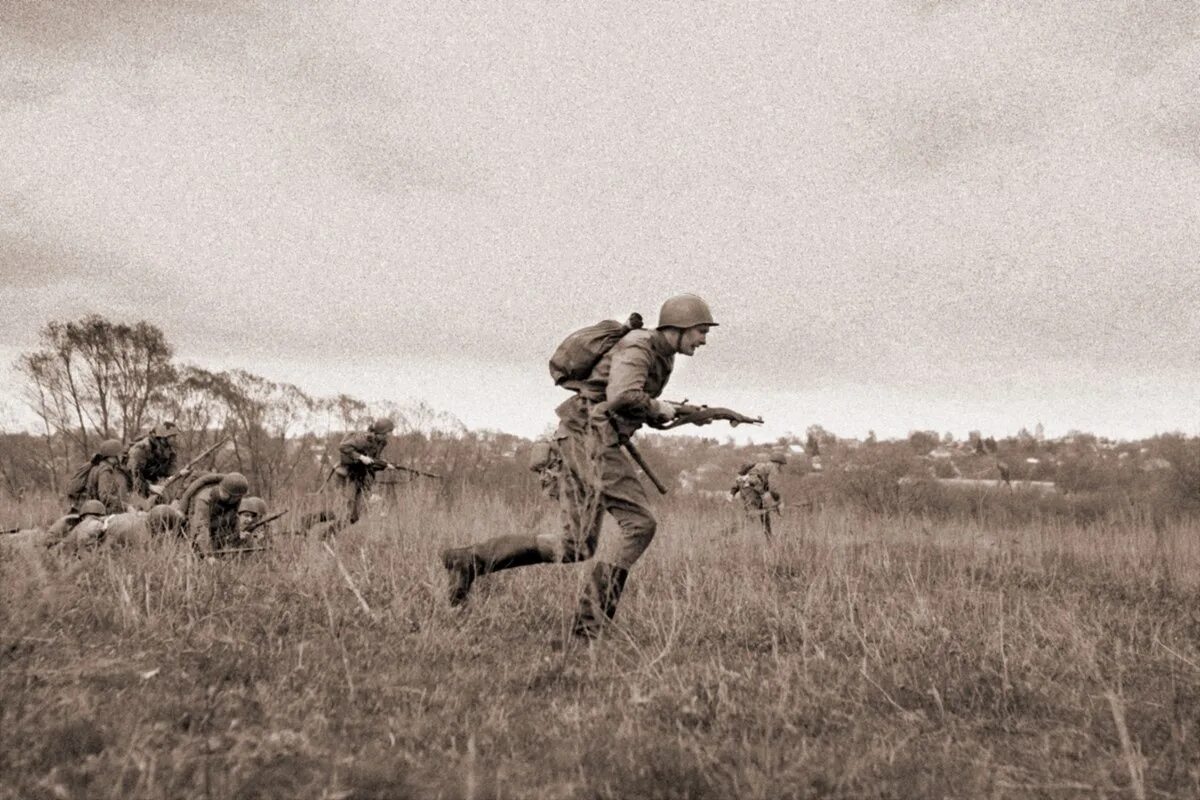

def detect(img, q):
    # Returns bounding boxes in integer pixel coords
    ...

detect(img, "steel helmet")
[78,499,106,517]
[238,496,268,517]
[656,294,718,330]
[219,472,250,498]
[370,417,395,435]
[770,451,788,465]
[98,439,124,459]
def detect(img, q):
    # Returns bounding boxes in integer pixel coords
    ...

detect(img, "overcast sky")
[2,1,1198,441]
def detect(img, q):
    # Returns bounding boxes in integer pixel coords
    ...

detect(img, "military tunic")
[541,328,674,570]
[187,485,241,553]
[335,431,389,524]
[126,436,178,496]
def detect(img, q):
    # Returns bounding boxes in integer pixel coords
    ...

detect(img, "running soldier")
[441,294,719,639]
[335,418,395,525]
[731,451,786,538]
[126,422,181,497]
[179,472,250,553]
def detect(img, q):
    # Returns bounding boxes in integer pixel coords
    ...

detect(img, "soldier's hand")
[650,399,676,424]
[358,455,374,466]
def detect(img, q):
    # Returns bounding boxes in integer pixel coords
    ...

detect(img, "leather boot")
[440,535,546,606]
[571,562,629,639]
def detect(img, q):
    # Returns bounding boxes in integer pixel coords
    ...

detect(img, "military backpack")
[548,312,643,388]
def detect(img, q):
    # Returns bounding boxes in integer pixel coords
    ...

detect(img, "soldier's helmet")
[238,496,268,517]
[370,417,395,435]
[656,294,718,330]
[770,451,788,465]
[98,439,124,459]
[78,499,106,517]
[219,472,250,499]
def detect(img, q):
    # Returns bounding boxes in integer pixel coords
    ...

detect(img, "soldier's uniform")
[126,423,180,497]
[335,419,393,525]
[442,294,718,638]
[528,438,562,501]
[87,446,133,516]
[181,473,250,554]
[732,455,784,538]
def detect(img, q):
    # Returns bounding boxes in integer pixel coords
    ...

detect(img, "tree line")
[4,314,469,500]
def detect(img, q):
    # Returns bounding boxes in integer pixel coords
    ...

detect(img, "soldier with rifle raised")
[334,417,440,526]
[441,293,761,639]
[335,417,395,525]
[137,436,230,509]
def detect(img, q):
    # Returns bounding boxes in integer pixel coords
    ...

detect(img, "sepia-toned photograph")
[2,2,1198,798]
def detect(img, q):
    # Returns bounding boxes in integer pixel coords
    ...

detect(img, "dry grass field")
[3,485,1200,799]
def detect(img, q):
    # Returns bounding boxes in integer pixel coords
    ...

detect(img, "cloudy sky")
[2,1,1198,441]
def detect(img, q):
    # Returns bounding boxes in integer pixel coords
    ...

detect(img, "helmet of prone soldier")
[770,451,788,465]
[78,499,106,517]
[656,294,718,330]
[98,439,124,459]
[238,496,267,518]
[370,417,395,435]
[218,472,250,500]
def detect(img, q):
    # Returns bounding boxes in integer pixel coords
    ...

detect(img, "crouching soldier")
[335,417,395,525]
[66,439,133,514]
[731,451,786,539]
[441,294,719,639]
[178,472,250,554]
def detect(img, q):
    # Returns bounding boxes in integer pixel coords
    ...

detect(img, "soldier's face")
[677,325,711,356]
[239,512,258,526]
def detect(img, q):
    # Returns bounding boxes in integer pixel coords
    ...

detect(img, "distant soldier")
[179,472,250,554]
[528,437,562,501]
[335,417,395,525]
[126,421,181,497]
[441,294,719,639]
[731,451,786,539]
[237,496,271,543]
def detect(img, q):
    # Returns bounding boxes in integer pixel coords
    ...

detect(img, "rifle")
[148,437,231,498]
[1,526,26,536]
[657,400,763,430]
[620,439,669,495]
[371,460,442,480]
[209,545,271,557]
[243,509,287,533]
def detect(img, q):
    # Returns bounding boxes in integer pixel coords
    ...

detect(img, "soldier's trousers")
[535,428,658,571]
[335,476,371,524]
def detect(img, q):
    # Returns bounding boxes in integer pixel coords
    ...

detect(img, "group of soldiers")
[9,416,407,556]
[8,292,779,643]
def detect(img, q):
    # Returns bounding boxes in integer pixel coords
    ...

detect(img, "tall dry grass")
[2,483,1199,799]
